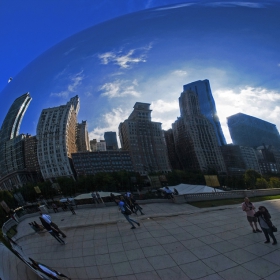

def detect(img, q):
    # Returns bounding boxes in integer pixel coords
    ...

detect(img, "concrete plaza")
[11,199,280,279]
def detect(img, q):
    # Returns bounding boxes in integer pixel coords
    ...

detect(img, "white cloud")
[156,3,195,11]
[151,99,178,113]
[51,71,84,98]
[89,107,130,145]
[214,86,280,143]
[206,2,266,8]
[98,44,152,69]
[99,79,141,98]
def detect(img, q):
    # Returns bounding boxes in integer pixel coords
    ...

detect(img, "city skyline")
[0,1,280,146]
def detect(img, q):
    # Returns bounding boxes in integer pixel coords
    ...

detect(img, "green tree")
[256,177,269,189]
[244,169,262,189]
[269,177,280,188]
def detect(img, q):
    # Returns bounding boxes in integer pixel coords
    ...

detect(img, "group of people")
[242,197,277,245]
[91,191,104,206]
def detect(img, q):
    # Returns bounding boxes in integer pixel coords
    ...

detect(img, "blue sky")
[1,0,280,144]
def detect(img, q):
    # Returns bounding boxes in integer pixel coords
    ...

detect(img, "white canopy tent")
[163,183,224,195]
[74,191,121,200]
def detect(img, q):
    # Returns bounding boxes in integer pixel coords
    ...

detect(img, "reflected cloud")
[99,79,141,98]
[214,86,280,142]
[206,2,267,8]
[98,44,152,69]
[89,107,130,143]
[50,71,84,98]
[155,3,195,10]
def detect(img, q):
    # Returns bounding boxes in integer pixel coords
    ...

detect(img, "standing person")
[254,206,277,245]
[39,217,65,244]
[242,197,262,233]
[116,198,140,229]
[96,191,105,205]
[91,192,99,206]
[40,213,67,238]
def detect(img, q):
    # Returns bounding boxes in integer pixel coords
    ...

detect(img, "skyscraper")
[183,80,226,146]
[104,131,118,150]
[227,113,280,149]
[0,93,39,190]
[173,89,226,173]
[119,102,171,174]
[36,96,79,181]
[76,120,90,152]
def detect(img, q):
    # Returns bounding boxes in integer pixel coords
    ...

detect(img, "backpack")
[122,203,132,215]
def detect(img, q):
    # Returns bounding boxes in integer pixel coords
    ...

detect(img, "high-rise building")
[0,92,32,143]
[97,140,107,151]
[239,145,261,173]
[90,139,97,151]
[36,96,79,181]
[76,120,90,151]
[119,102,171,175]
[255,145,280,174]
[227,113,280,149]
[0,93,39,190]
[183,80,226,146]
[173,89,226,173]
[104,131,118,150]
[72,150,134,175]
[163,129,182,170]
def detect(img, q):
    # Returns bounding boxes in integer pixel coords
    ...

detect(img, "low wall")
[174,188,280,203]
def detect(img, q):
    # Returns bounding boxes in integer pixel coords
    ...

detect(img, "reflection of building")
[72,150,134,175]
[0,93,40,190]
[227,113,280,149]
[24,134,42,175]
[36,96,80,181]
[183,80,226,146]
[163,129,181,170]
[119,102,171,175]
[104,131,118,150]
[90,139,107,151]
[255,145,280,174]
[173,89,226,173]
[76,120,90,151]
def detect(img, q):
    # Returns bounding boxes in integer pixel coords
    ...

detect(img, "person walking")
[66,199,76,214]
[254,206,277,245]
[116,198,140,229]
[91,192,99,206]
[130,195,145,215]
[96,191,105,205]
[52,203,58,213]
[242,197,262,233]
[39,217,65,245]
[40,213,67,238]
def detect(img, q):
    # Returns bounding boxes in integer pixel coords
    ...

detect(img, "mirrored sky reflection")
[1,1,280,144]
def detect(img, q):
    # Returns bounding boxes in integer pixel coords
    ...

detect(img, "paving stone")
[98,264,116,278]
[142,245,167,257]
[147,254,177,270]
[190,245,220,259]
[180,260,215,279]
[135,270,161,280]
[125,248,145,261]
[170,250,198,265]
[242,258,280,278]
[209,240,239,253]
[129,258,154,273]
[223,248,258,264]
[162,241,187,254]
[113,262,134,276]
[202,254,238,272]
[244,243,277,256]
[110,251,128,264]
[198,234,224,245]
[157,266,190,280]
[218,266,261,280]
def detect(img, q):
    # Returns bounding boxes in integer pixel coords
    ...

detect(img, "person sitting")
[163,186,175,202]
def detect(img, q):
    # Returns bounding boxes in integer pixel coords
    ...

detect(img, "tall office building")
[104,131,118,150]
[163,129,182,170]
[76,120,90,151]
[227,113,280,149]
[173,89,226,173]
[36,96,80,181]
[119,102,171,174]
[183,80,226,146]
[0,93,39,190]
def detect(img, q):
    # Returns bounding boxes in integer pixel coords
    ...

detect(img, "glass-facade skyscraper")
[227,113,280,149]
[104,131,118,150]
[183,80,226,146]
